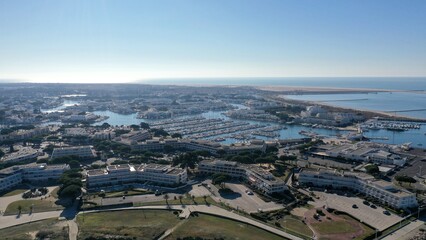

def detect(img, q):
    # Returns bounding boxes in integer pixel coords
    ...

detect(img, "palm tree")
[191,195,196,204]
[17,205,22,215]
[203,195,208,204]
[164,194,169,205]
[178,195,183,205]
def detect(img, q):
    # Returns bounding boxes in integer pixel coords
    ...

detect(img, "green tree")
[0,149,4,158]
[171,133,182,138]
[140,122,150,129]
[68,160,81,169]
[365,164,380,175]
[130,124,140,130]
[59,184,81,198]
[164,194,170,205]
[395,175,416,184]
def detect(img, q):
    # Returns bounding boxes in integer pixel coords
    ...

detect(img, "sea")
[43,77,426,148]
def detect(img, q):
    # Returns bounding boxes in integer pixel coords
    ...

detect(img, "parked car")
[352,204,358,209]
[383,210,391,215]
[370,204,377,209]
[363,200,370,206]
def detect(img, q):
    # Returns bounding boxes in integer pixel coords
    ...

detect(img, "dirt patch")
[290,207,309,218]
[304,207,368,240]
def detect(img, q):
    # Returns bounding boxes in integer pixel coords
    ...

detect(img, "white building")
[0,163,70,192]
[198,160,287,194]
[51,146,96,159]
[120,130,151,143]
[86,164,187,189]
[0,127,49,142]
[92,130,116,140]
[129,138,266,155]
[1,148,39,164]
[314,143,407,166]
[298,169,418,209]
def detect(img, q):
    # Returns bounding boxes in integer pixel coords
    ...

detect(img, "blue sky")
[0,0,425,83]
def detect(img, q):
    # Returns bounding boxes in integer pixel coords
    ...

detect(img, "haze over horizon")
[1,0,426,83]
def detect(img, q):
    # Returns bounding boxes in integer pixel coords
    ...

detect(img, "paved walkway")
[0,210,63,229]
[382,220,425,240]
[68,219,78,240]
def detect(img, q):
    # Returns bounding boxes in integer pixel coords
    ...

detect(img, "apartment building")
[92,130,116,140]
[86,164,187,189]
[128,138,266,155]
[0,127,49,142]
[198,160,287,194]
[51,146,96,159]
[313,142,407,166]
[0,163,70,192]
[1,147,39,163]
[298,169,418,209]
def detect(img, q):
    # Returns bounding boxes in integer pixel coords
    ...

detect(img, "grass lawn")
[4,199,64,215]
[77,210,181,239]
[279,216,313,238]
[0,188,28,197]
[340,215,375,240]
[310,214,375,239]
[168,213,286,240]
[0,218,68,240]
[311,220,354,234]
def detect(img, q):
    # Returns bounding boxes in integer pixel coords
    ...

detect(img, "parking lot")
[311,191,403,231]
[198,180,284,213]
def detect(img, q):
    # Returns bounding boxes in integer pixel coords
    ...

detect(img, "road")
[68,219,78,240]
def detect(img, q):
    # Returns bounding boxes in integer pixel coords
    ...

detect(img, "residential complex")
[51,146,96,159]
[0,163,70,192]
[312,142,407,166]
[85,164,187,189]
[0,127,49,142]
[127,138,267,155]
[118,130,151,143]
[0,147,39,163]
[298,169,418,209]
[198,160,287,194]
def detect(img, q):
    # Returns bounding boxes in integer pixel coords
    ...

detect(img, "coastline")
[275,95,426,122]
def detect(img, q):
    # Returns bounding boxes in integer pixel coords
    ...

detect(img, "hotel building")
[298,169,418,209]
[198,160,287,194]
[85,164,187,189]
[51,146,96,159]
[0,163,70,192]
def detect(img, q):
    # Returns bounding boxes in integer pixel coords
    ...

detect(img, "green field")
[4,199,64,215]
[77,210,181,239]
[310,214,375,239]
[311,220,353,234]
[0,218,68,240]
[168,213,287,240]
[279,216,313,238]
[0,188,28,197]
